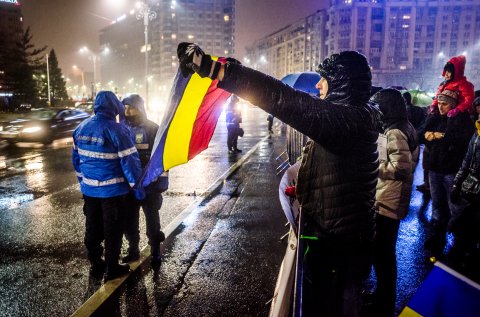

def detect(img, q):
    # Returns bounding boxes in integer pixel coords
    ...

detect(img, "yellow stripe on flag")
[399,306,423,317]
[163,73,212,170]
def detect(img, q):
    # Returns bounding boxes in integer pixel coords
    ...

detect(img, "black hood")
[316,51,372,106]
[371,88,418,152]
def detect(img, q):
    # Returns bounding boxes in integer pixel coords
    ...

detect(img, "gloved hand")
[424,131,434,141]
[450,185,461,203]
[177,42,216,78]
[447,108,459,118]
[134,188,146,201]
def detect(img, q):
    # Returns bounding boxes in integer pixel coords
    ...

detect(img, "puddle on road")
[0,193,35,210]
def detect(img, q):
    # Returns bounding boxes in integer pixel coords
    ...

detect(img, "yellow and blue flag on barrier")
[137,57,231,191]
[400,262,480,317]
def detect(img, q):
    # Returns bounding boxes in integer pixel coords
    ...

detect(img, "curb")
[70,134,271,317]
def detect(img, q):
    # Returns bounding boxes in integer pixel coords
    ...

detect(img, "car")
[74,101,94,114]
[0,107,90,145]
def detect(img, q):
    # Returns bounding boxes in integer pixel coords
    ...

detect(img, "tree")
[4,27,47,107]
[38,49,68,105]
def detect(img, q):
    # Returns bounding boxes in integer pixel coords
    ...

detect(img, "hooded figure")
[72,90,142,281]
[121,94,168,268]
[431,55,475,117]
[177,43,383,317]
[369,88,419,317]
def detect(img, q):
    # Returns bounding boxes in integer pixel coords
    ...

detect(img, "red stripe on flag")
[188,79,231,160]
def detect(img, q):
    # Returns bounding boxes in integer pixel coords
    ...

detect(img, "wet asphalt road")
[0,106,279,316]
[0,105,439,317]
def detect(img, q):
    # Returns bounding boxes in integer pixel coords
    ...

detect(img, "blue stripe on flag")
[401,262,480,317]
[138,70,192,189]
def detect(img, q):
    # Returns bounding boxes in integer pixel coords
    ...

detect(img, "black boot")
[104,263,130,282]
[89,259,106,279]
[121,251,140,263]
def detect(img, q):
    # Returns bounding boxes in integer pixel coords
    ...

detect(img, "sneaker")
[228,149,235,154]
[104,263,131,282]
[89,260,106,279]
[234,148,242,153]
[121,252,140,263]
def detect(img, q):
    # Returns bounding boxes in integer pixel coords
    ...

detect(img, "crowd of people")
[177,42,480,316]
[68,42,480,316]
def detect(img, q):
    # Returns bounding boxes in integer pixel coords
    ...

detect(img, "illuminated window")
[403,15,410,19]
[400,65,407,70]
[224,15,230,22]
[171,34,177,39]
[188,34,194,39]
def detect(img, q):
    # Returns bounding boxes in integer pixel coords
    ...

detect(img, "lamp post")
[136,0,157,110]
[80,46,108,98]
[73,65,85,98]
[46,54,51,105]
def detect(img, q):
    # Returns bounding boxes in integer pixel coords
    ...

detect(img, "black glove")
[450,185,461,203]
[177,42,215,78]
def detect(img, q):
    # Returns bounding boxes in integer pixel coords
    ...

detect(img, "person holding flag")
[121,94,168,269]
[177,43,382,316]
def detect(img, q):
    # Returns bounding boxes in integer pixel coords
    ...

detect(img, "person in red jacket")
[430,55,474,117]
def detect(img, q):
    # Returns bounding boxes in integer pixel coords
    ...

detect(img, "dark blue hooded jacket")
[122,94,168,193]
[72,91,142,198]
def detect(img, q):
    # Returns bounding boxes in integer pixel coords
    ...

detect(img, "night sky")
[21,0,326,75]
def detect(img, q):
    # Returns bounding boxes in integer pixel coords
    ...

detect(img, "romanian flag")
[139,57,231,189]
[399,262,480,317]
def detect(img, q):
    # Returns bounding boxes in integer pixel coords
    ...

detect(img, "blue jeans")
[428,171,469,253]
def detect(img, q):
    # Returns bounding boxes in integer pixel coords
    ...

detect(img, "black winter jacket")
[454,132,480,187]
[219,51,382,244]
[423,112,473,174]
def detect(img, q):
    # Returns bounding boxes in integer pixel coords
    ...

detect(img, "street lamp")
[72,65,85,98]
[45,54,51,105]
[136,0,157,110]
[79,46,109,97]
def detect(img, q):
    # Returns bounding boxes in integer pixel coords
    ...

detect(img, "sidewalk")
[74,132,290,316]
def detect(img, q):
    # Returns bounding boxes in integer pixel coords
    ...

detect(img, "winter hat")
[437,90,458,107]
[315,51,372,104]
[122,94,144,110]
[473,96,480,108]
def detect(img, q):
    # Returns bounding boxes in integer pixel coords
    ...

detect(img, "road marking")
[70,134,271,317]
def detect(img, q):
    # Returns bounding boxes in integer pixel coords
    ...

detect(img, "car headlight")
[22,126,42,133]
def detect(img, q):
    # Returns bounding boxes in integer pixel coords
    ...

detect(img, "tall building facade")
[245,10,327,79]
[0,0,23,96]
[99,0,235,101]
[245,0,480,91]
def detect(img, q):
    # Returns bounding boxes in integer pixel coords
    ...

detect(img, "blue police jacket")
[72,91,142,198]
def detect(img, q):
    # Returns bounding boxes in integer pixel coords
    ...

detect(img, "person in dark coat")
[121,94,168,269]
[422,90,474,260]
[226,95,242,153]
[403,91,426,131]
[177,43,382,317]
[267,114,274,133]
[370,89,419,317]
[449,118,480,282]
[403,91,430,194]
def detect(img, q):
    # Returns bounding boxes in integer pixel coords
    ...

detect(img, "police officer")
[121,94,168,268]
[72,91,142,281]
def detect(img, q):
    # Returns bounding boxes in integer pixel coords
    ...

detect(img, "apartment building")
[99,0,235,99]
[246,0,480,90]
